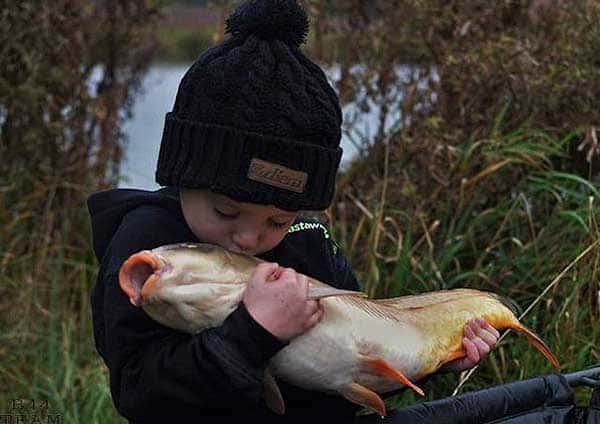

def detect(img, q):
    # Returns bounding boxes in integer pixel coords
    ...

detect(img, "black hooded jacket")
[87,187,363,423]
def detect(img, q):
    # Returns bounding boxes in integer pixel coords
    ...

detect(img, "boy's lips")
[227,245,252,255]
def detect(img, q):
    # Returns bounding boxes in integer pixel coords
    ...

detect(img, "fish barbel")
[119,243,560,417]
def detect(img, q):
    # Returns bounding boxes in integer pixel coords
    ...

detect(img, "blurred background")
[1,0,599,422]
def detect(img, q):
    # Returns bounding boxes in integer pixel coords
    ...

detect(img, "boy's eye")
[214,208,239,219]
[269,220,291,229]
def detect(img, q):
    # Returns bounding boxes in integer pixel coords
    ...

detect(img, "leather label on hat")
[247,158,307,193]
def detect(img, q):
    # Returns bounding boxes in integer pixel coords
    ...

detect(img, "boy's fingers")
[253,262,279,280]
[306,305,324,329]
[472,318,499,343]
[471,337,491,356]
[270,267,284,281]
[465,320,495,351]
[484,323,500,339]
[464,322,476,338]
[476,327,499,346]
[463,337,480,363]
[475,317,500,337]
[280,267,297,280]
[306,299,320,314]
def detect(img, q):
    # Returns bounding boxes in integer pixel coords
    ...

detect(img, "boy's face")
[180,188,298,256]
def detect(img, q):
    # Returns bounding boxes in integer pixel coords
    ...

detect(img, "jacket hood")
[87,187,182,261]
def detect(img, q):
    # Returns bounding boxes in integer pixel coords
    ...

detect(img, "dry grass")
[330,120,599,411]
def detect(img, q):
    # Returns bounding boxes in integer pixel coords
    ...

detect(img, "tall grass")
[332,122,599,411]
[2,1,598,419]
[3,122,595,421]
[0,193,125,423]
[1,1,157,421]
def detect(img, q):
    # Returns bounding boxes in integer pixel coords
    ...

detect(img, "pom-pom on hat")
[155,0,343,211]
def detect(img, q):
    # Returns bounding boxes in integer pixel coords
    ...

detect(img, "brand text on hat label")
[247,158,307,193]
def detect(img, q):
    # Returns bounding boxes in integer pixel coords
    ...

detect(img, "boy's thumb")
[253,262,280,281]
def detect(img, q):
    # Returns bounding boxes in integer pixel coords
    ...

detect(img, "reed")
[2,0,599,420]
[0,205,126,422]
[331,121,599,411]
[1,1,156,421]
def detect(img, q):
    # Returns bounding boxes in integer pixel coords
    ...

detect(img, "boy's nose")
[232,229,260,252]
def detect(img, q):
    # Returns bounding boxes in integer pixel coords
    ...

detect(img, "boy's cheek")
[186,219,230,247]
[253,230,288,256]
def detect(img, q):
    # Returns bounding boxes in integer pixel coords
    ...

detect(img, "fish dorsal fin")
[344,297,406,322]
[306,276,367,300]
[377,288,491,310]
[307,286,366,300]
[343,289,493,322]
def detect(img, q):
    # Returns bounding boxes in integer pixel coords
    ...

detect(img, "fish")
[118,242,560,417]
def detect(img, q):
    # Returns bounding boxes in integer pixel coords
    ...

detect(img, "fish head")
[118,243,259,332]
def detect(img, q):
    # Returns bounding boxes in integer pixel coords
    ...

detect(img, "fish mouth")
[118,250,163,307]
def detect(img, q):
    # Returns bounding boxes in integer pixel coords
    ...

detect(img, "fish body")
[119,243,560,416]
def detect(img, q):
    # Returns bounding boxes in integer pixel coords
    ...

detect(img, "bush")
[312,0,600,410]
[1,2,158,422]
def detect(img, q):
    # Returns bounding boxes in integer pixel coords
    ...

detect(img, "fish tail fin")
[508,322,561,371]
[119,250,160,307]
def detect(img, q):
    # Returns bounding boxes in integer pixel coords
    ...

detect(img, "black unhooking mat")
[354,366,600,424]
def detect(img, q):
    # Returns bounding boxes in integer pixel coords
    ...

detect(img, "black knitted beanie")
[155,0,343,211]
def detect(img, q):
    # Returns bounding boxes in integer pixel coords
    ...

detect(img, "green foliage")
[322,10,600,412]
[1,213,125,423]
[156,26,217,62]
[307,1,600,162]
[1,1,157,421]
[2,0,599,421]
[332,119,600,413]
[415,0,600,134]
[152,2,232,62]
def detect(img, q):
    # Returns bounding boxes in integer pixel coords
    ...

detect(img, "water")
[120,63,184,190]
[119,62,413,190]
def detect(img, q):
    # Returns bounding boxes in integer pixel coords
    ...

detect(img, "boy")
[87,1,498,422]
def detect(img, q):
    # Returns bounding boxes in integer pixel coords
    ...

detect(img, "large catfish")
[118,243,560,416]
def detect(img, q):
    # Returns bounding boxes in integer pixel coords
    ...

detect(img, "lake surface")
[119,63,184,190]
[119,63,401,190]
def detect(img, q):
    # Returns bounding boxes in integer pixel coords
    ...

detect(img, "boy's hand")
[243,262,324,341]
[441,317,500,373]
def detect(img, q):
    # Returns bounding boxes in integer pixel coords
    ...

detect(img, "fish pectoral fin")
[363,356,425,396]
[264,370,285,415]
[342,382,387,417]
[307,287,367,300]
